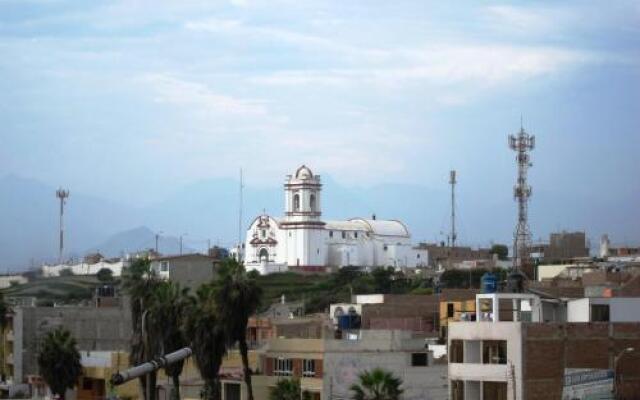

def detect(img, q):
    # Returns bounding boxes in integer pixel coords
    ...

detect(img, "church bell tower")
[282,165,326,270]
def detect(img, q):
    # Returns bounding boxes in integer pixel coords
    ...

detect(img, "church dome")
[295,165,314,179]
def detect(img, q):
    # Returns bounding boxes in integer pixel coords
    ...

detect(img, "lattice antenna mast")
[56,188,70,263]
[509,125,535,270]
[449,170,457,248]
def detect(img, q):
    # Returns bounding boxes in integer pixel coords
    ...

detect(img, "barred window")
[274,358,293,376]
[302,359,316,377]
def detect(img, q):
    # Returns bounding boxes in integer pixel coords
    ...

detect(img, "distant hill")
[87,226,193,258]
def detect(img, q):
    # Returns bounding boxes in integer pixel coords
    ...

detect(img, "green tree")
[184,284,227,400]
[37,328,82,400]
[371,267,394,294]
[122,258,161,400]
[148,281,189,400]
[96,267,114,283]
[490,244,509,261]
[215,259,263,400]
[269,378,311,400]
[350,368,403,400]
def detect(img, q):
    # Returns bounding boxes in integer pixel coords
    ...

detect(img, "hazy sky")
[1,1,639,208]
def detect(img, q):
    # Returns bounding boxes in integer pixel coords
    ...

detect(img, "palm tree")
[148,281,189,400]
[0,292,9,381]
[269,378,311,400]
[184,284,227,400]
[350,368,403,400]
[216,259,263,400]
[122,258,161,400]
[37,327,82,400]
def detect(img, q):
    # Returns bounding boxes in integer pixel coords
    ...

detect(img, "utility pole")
[509,121,535,273]
[237,168,244,261]
[55,188,70,263]
[449,170,457,248]
[155,231,162,254]
[179,234,187,256]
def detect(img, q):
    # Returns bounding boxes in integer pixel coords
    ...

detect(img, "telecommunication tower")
[508,124,535,271]
[449,170,457,248]
[56,188,70,263]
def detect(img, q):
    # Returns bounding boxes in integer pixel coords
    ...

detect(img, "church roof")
[295,165,314,179]
[324,218,410,237]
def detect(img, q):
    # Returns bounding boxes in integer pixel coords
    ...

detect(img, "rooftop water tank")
[481,272,497,294]
[506,270,526,293]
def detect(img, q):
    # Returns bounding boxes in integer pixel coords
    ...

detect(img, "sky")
[1,1,639,239]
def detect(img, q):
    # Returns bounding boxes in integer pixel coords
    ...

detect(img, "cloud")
[140,73,270,117]
[250,44,595,90]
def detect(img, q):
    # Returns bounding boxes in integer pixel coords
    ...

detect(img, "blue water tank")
[481,272,497,293]
[338,314,361,330]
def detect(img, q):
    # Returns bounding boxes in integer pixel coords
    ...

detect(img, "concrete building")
[414,243,492,269]
[256,330,447,400]
[9,296,132,385]
[448,292,640,399]
[323,330,447,400]
[41,257,129,277]
[150,253,220,290]
[330,294,441,338]
[244,165,428,275]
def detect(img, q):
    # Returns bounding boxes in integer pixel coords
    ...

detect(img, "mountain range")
[0,173,637,270]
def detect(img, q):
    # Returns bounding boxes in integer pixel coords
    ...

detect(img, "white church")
[244,165,427,274]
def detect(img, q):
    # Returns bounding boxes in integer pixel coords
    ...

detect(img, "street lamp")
[614,347,635,399]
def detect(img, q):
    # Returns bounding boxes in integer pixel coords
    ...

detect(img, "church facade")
[244,165,427,274]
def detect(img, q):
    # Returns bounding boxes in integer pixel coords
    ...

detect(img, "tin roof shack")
[438,289,479,339]
[272,315,331,339]
[323,330,447,400]
[360,295,440,337]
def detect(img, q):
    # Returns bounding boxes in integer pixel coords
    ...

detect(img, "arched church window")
[310,194,316,211]
[293,194,300,211]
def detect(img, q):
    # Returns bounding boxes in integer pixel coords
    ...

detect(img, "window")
[224,383,241,400]
[411,353,428,366]
[482,340,507,364]
[293,194,300,211]
[82,378,93,390]
[310,194,316,211]
[329,231,333,238]
[160,261,169,272]
[483,382,507,400]
[303,359,316,377]
[383,244,388,251]
[417,254,420,259]
[591,304,610,322]
[341,231,346,239]
[450,340,464,363]
[261,230,266,238]
[451,380,464,400]
[447,303,455,318]
[354,232,358,239]
[274,358,293,376]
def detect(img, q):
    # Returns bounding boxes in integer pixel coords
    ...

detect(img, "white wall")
[567,298,640,322]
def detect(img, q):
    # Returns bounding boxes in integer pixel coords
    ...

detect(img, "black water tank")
[506,270,526,293]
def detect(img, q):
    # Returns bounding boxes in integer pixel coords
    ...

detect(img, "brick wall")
[522,323,640,400]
